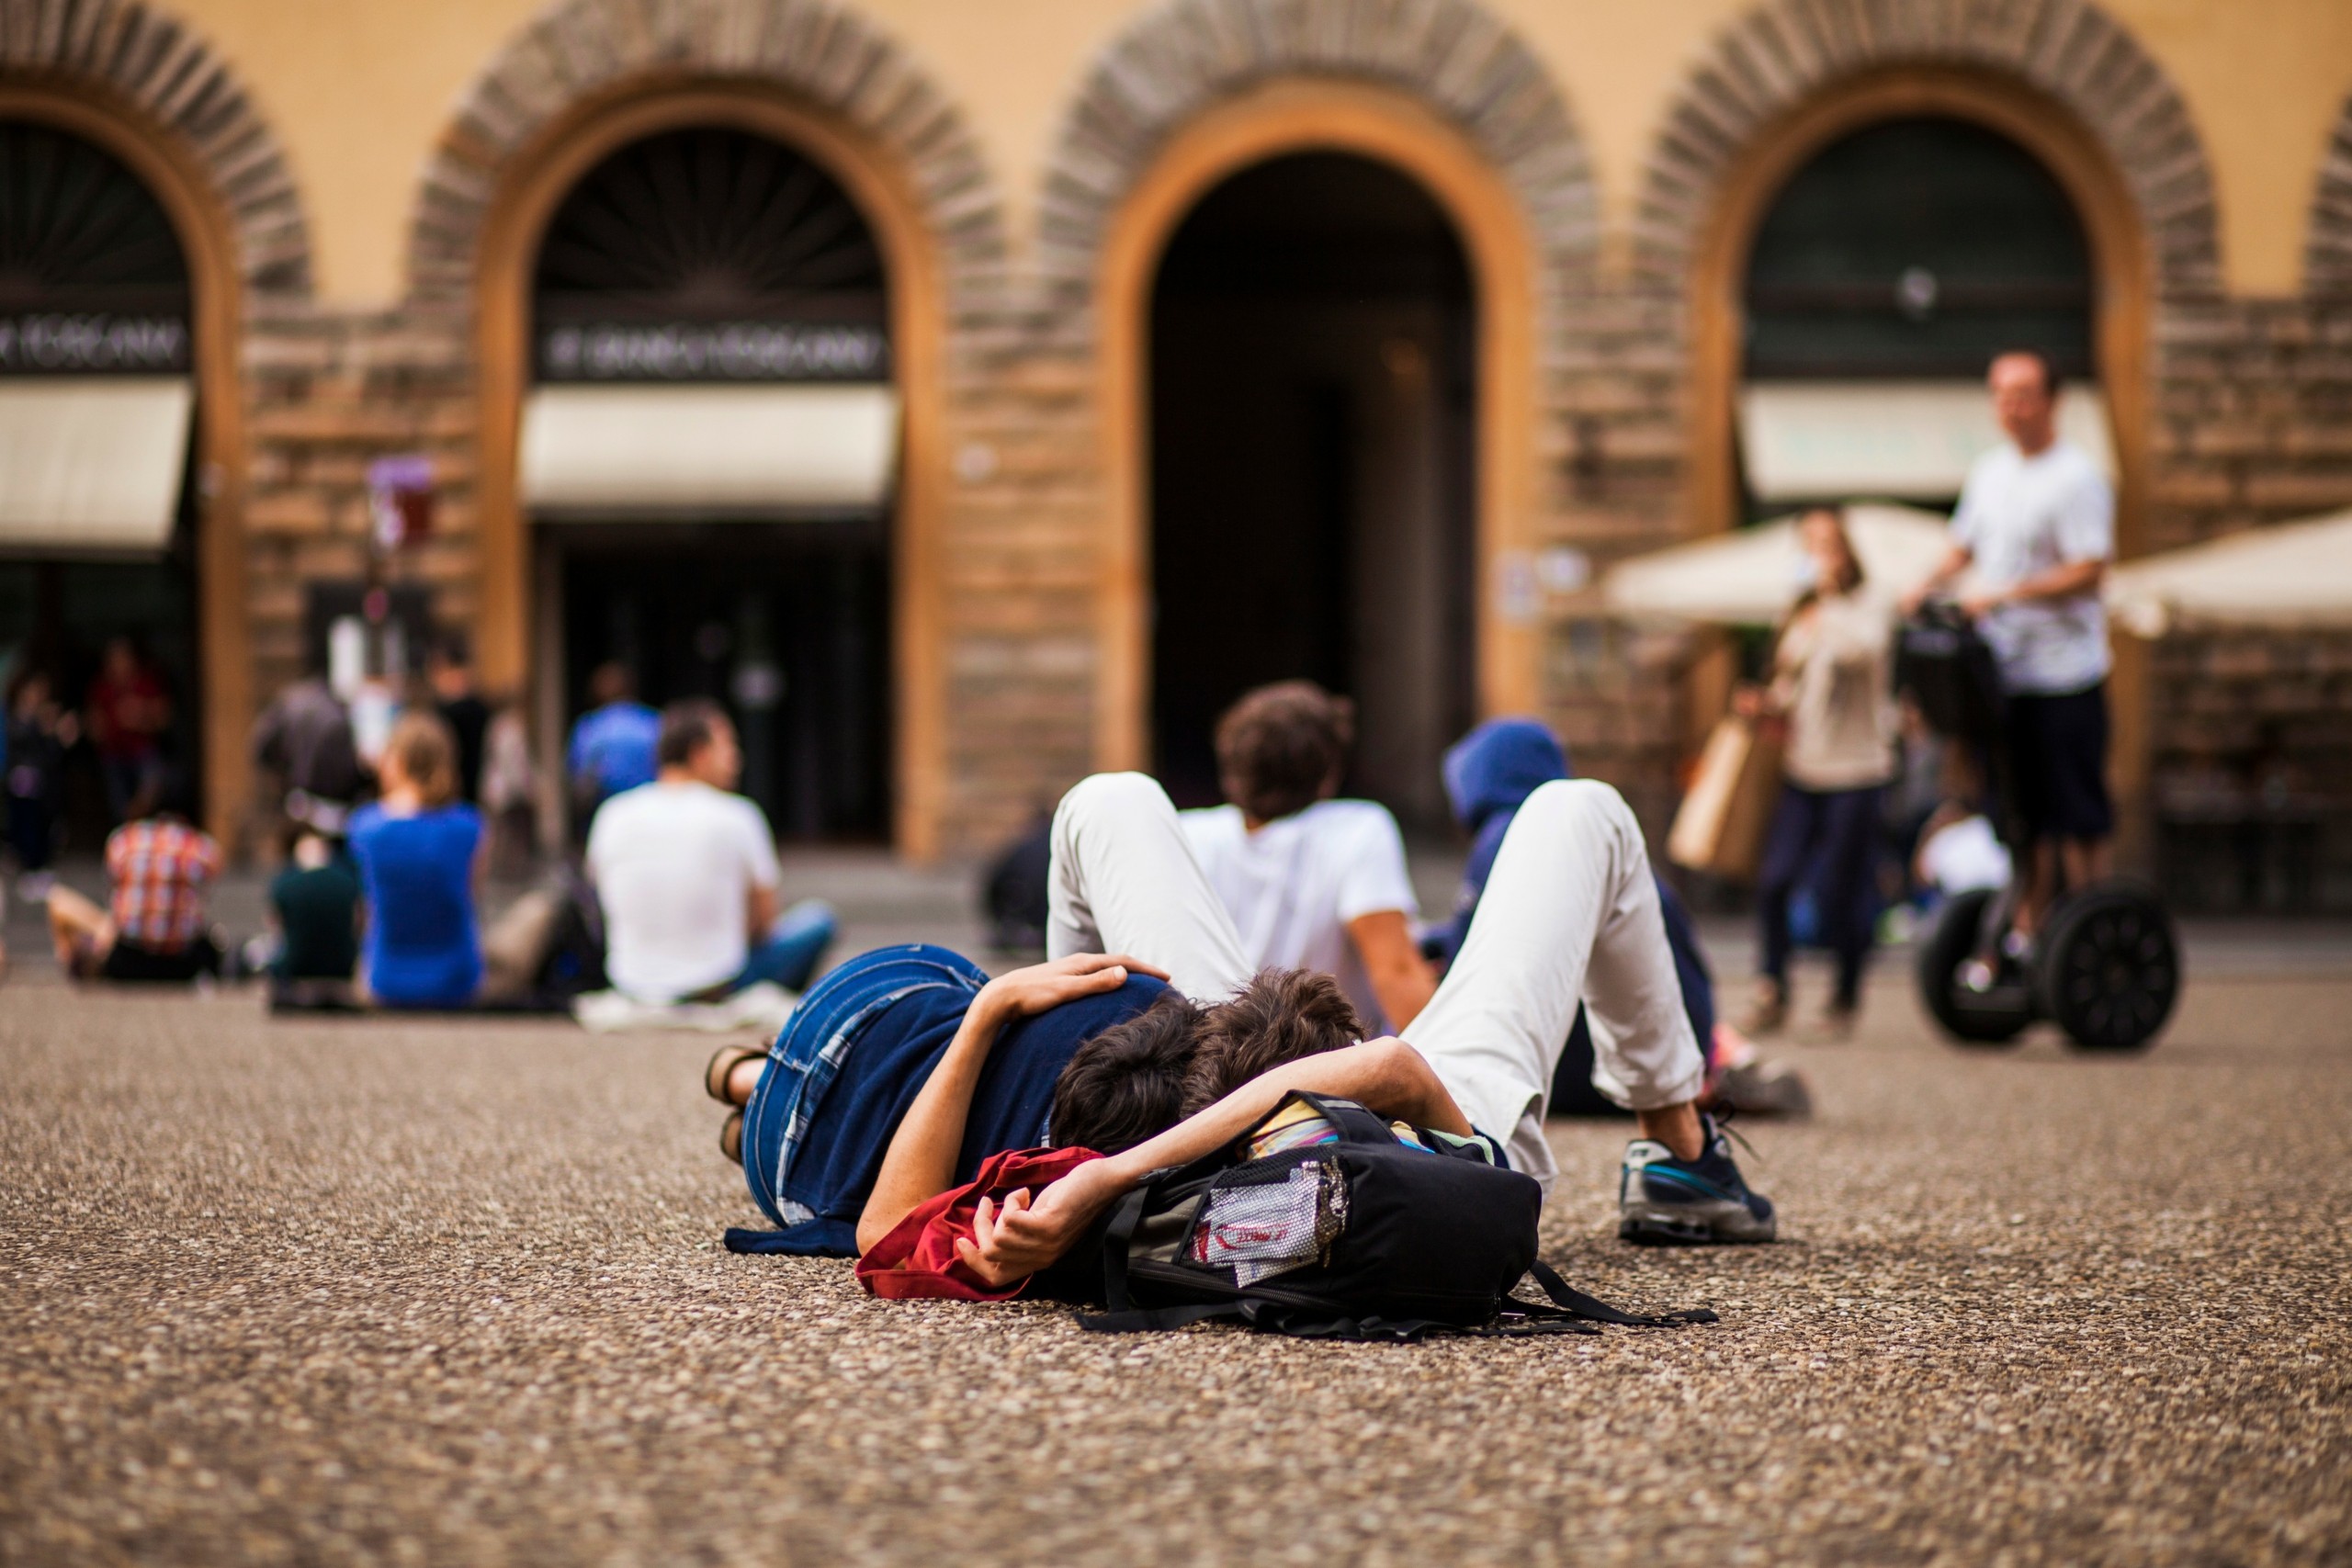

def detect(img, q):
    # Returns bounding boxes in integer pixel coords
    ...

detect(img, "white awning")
[1738,380,2115,502]
[2106,509,2352,637]
[1601,502,1977,626]
[0,378,192,551]
[520,383,900,514]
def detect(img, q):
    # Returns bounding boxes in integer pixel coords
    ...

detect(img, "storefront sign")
[537,321,888,383]
[0,312,188,374]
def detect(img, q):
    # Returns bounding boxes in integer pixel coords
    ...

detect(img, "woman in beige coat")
[1736,506,1899,1039]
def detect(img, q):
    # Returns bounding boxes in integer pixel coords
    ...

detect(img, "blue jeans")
[733,898,839,994]
[1757,782,1884,1010]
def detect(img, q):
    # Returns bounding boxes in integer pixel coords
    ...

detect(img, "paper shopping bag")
[1667,715,1785,882]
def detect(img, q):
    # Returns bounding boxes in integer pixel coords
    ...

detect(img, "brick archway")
[0,1,315,847]
[2308,93,2352,296]
[411,0,1008,856]
[1034,0,1600,770]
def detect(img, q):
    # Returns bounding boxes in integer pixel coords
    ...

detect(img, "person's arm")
[855,953,1170,1254]
[747,883,780,939]
[1346,909,1437,1030]
[1902,542,1975,615]
[1961,557,2104,619]
[741,804,783,941]
[949,1035,1470,1287]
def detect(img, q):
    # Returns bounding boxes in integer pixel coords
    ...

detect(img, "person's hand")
[1899,585,1932,619]
[954,1157,1127,1288]
[976,952,1170,1024]
[1730,685,1766,719]
[1958,587,2006,621]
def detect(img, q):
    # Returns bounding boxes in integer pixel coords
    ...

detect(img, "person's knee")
[1055,771,1172,836]
[1518,776,1639,847]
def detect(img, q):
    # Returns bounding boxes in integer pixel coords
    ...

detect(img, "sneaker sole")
[1618,1200,1776,1247]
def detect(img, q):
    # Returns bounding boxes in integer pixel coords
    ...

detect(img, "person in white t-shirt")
[584,700,835,1003]
[1906,349,2116,939]
[1176,682,1435,1033]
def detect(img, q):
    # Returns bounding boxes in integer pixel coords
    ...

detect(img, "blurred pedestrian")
[428,634,491,806]
[252,661,366,838]
[263,820,361,1004]
[85,636,170,825]
[348,712,483,1009]
[481,698,539,877]
[46,773,223,984]
[6,668,78,900]
[565,661,660,826]
[1738,505,1898,1041]
[585,699,834,1004]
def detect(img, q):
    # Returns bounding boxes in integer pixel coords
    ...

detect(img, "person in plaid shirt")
[47,779,225,983]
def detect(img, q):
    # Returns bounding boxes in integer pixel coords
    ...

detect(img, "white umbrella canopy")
[2104,509,2352,637]
[1600,502,1961,626]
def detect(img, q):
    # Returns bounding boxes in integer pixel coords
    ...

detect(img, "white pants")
[1046,773,1704,1196]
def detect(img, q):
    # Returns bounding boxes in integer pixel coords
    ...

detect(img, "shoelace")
[1706,1102,1764,1169]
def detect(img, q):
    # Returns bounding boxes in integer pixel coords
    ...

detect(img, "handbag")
[1667,714,1786,881]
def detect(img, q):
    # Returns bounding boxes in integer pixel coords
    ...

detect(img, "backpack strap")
[1077,1302,1246,1335]
[1099,1186,1152,1314]
[1521,1259,1720,1328]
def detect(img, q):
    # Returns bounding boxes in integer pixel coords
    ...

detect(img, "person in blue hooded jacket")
[1430,718,1808,1119]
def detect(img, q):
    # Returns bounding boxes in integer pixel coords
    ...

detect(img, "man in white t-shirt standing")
[585,700,835,1003]
[1907,349,2116,938]
[1176,682,1435,1033]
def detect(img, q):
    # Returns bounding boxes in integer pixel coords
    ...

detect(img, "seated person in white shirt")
[1178,682,1437,1033]
[584,700,835,1003]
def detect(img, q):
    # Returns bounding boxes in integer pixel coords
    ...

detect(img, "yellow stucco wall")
[167,0,2352,306]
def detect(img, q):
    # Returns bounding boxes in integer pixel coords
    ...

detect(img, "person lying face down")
[723,769,1775,1285]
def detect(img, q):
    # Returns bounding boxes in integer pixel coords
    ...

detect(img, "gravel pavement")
[3,913,2350,1565]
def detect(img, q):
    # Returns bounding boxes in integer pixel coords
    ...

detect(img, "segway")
[1896,605,2180,1052]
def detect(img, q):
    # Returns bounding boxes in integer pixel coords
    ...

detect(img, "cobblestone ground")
[3,912,2349,1565]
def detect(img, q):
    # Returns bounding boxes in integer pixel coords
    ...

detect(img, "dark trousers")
[1758,781,1884,1010]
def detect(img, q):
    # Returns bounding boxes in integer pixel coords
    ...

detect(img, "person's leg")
[737,897,839,992]
[1748,785,1816,1026]
[1403,779,1705,1186]
[46,885,113,970]
[1815,785,1884,1016]
[1046,773,1251,1004]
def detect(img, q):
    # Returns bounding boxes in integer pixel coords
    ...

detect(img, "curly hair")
[1214,681,1355,823]
[1182,968,1363,1116]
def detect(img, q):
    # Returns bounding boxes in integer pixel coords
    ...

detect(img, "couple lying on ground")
[708,767,1774,1292]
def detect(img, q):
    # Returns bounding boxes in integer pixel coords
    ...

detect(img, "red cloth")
[87,670,166,761]
[855,1146,1102,1302]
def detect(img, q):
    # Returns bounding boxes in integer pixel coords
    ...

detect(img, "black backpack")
[1065,1093,1716,1342]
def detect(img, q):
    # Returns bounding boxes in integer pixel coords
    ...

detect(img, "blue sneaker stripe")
[1637,1165,1741,1204]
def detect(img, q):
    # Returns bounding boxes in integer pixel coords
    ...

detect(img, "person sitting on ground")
[565,661,661,825]
[716,768,1774,1277]
[347,713,485,1009]
[1179,681,1435,1033]
[47,776,224,984]
[586,699,835,1007]
[264,820,361,1004]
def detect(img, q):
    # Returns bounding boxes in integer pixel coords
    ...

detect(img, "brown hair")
[384,711,459,808]
[1214,681,1355,823]
[1048,989,1206,1155]
[657,698,730,768]
[1182,968,1363,1116]
[1797,504,1866,599]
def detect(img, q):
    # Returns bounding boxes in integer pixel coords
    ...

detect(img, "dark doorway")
[1149,152,1476,828]
[551,522,889,841]
[531,125,893,841]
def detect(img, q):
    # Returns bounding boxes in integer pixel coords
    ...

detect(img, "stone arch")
[1634,0,2222,302]
[405,0,1006,319]
[2307,92,2352,295]
[1035,0,1600,329]
[0,0,311,295]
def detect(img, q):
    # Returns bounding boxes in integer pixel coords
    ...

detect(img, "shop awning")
[0,378,192,551]
[1600,502,1973,626]
[520,383,900,515]
[1737,380,2115,502]
[2106,509,2352,637]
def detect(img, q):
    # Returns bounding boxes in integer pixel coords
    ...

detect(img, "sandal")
[704,1043,767,1104]
[719,1110,743,1166]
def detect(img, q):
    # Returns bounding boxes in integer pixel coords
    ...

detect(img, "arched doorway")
[1148,152,1476,824]
[519,119,898,841]
[0,118,206,844]
[1736,116,2104,522]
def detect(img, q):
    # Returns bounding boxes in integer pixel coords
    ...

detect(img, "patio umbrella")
[2104,509,2352,637]
[1600,502,1962,626]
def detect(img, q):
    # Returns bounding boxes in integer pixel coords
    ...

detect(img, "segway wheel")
[1916,887,2033,1046]
[2037,885,2179,1052]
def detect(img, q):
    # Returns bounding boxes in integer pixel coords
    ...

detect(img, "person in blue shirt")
[565,661,661,823]
[348,711,484,1008]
